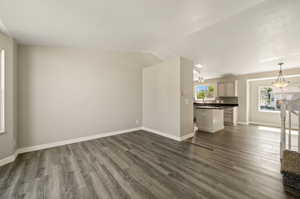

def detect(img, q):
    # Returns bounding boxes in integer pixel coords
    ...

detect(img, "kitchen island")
[194,101,239,126]
[194,106,224,133]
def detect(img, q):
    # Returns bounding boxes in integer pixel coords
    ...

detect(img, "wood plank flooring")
[0,125,297,199]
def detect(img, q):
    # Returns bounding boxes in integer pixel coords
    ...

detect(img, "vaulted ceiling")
[1,0,300,78]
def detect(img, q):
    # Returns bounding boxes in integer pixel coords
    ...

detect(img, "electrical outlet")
[135,120,140,125]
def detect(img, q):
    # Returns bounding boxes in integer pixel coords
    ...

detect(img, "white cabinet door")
[217,81,237,96]
[226,82,235,96]
[217,83,225,97]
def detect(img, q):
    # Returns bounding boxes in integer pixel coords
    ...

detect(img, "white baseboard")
[237,121,249,125]
[142,127,181,141]
[180,132,195,141]
[1,127,142,167]
[248,121,280,128]
[0,152,17,167]
[141,127,194,141]
[0,126,195,167]
[17,127,142,154]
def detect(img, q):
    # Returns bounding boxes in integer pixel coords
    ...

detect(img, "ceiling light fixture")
[272,62,290,88]
[195,64,203,68]
[198,76,205,83]
[194,64,205,82]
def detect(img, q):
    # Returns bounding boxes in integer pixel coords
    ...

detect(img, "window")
[195,84,215,100]
[0,49,5,133]
[258,87,280,112]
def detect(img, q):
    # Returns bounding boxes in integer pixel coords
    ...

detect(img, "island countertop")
[194,102,238,107]
[195,106,224,109]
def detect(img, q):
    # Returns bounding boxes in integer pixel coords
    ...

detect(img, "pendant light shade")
[272,63,290,88]
[198,76,205,83]
[194,64,205,83]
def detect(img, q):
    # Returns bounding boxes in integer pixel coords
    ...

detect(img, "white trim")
[246,121,298,130]
[142,127,181,141]
[248,121,280,128]
[0,126,195,167]
[0,152,17,167]
[0,49,5,134]
[257,86,280,113]
[0,127,142,167]
[17,127,142,154]
[258,109,280,114]
[237,121,249,125]
[246,79,250,123]
[180,132,195,141]
[141,127,194,141]
[194,84,216,101]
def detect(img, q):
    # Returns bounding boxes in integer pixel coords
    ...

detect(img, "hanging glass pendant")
[272,63,290,88]
[198,76,205,83]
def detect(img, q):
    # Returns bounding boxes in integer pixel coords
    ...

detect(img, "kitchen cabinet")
[217,80,237,97]
[217,82,226,97]
[195,107,224,133]
[224,107,238,126]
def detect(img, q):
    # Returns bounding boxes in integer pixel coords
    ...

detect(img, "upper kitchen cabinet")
[217,80,237,97]
[217,82,226,97]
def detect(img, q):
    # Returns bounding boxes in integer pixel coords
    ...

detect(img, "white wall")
[18,45,161,148]
[0,32,17,160]
[180,58,194,137]
[143,57,181,137]
[143,57,193,138]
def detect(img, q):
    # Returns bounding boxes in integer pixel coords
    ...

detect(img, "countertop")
[195,106,224,110]
[194,102,239,107]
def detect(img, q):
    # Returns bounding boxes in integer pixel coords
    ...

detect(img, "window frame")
[257,86,280,113]
[194,84,216,101]
[0,49,5,133]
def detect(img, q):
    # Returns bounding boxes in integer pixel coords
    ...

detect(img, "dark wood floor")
[0,125,297,199]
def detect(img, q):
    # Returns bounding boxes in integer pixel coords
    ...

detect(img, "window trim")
[257,86,280,113]
[0,49,5,134]
[194,84,216,101]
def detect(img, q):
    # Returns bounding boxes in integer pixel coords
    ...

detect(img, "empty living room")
[1,0,300,198]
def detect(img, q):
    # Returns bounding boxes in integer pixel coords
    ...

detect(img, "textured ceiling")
[1,0,300,78]
[158,0,300,78]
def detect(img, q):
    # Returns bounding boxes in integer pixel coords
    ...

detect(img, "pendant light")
[194,64,205,83]
[272,62,290,88]
[198,76,205,83]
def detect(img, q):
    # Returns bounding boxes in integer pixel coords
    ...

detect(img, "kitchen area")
[194,80,239,133]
